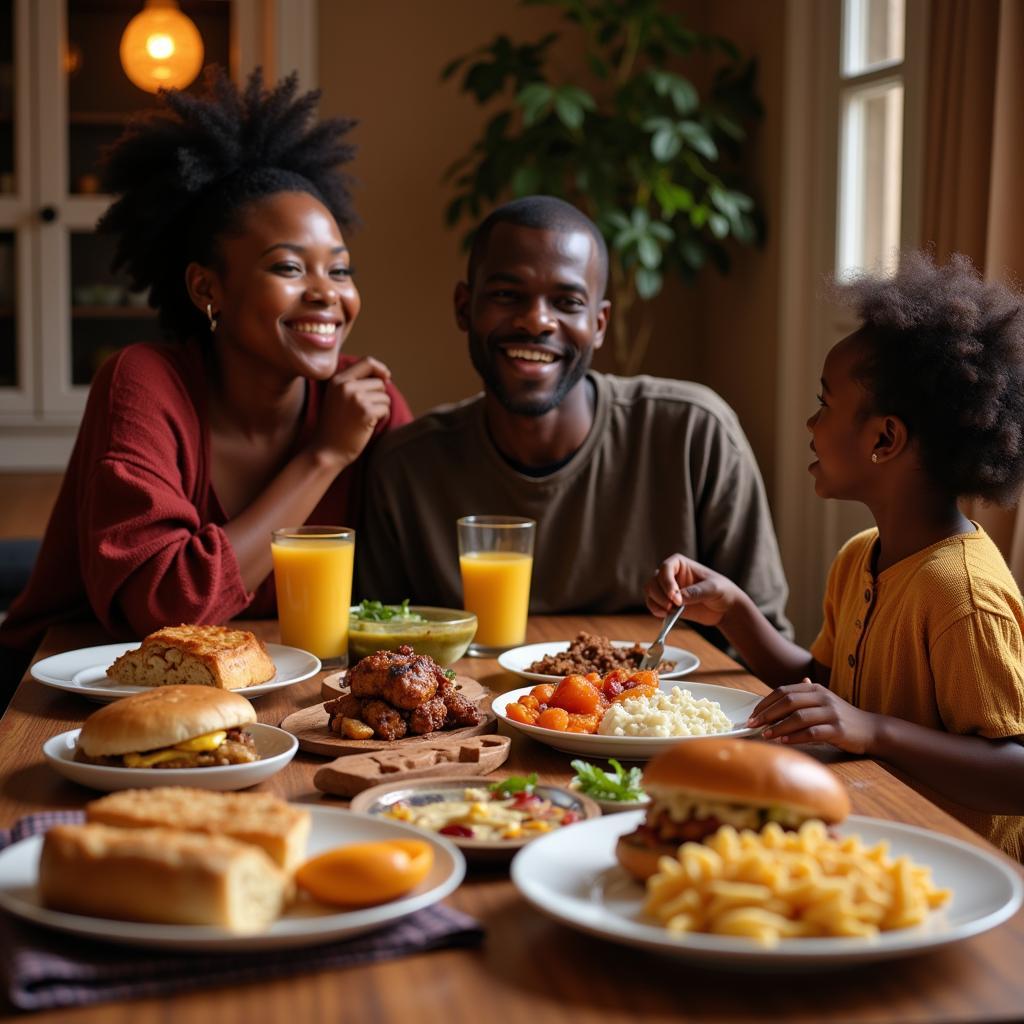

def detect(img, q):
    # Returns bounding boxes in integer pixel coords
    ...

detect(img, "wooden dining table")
[2,613,1023,1023]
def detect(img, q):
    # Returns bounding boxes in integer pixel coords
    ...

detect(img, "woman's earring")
[206,303,218,333]
[871,452,879,463]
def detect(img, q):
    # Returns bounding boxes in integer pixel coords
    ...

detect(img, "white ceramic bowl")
[42,722,299,792]
[493,682,762,759]
[497,640,700,683]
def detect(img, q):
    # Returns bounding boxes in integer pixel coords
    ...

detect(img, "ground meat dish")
[526,632,676,676]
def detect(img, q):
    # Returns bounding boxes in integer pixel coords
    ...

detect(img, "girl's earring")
[871,452,879,464]
[206,303,218,333]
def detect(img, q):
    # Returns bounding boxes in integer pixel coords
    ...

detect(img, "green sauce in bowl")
[348,606,478,667]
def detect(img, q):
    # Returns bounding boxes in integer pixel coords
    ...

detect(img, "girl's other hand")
[746,679,880,754]
[315,357,393,468]
[643,554,742,627]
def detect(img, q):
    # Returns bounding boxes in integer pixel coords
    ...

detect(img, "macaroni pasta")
[643,820,951,947]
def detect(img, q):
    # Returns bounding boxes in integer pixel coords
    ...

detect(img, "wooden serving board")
[313,734,512,797]
[280,675,496,757]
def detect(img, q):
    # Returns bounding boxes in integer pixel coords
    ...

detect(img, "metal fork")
[638,602,686,670]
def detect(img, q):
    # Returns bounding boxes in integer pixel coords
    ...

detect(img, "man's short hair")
[467,195,609,296]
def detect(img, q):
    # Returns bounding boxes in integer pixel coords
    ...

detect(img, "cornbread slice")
[107,625,276,690]
[39,824,290,932]
[86,788,311,872]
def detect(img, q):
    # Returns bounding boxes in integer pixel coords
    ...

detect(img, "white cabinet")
[0,0,317,469]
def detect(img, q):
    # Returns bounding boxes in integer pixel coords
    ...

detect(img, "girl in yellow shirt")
[646,253,1024,859]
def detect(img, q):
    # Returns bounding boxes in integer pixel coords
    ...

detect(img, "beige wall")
[317,0,785,494]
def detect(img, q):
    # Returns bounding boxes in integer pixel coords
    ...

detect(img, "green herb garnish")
[443,669,456,680]
[353,599,427,623]
[489,773,538,797]
[570,759,646,802]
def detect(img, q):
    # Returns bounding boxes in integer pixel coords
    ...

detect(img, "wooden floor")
[0,474,62,538]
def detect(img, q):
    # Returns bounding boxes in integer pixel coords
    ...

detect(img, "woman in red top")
[0,70,411,688]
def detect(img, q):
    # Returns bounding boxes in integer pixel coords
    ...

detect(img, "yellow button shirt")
[811,525,1024,860]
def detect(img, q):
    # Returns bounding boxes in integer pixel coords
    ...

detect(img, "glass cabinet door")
[34,0,230,418]
[0,0,34,415]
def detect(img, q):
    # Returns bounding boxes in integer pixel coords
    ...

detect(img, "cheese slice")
[121,730,229,767]
[174,730,228,752]
[124,748,190,768]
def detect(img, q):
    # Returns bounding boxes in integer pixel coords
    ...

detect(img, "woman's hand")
[314,357,393,468]
[644,554,743,628]
[747,680,881,754]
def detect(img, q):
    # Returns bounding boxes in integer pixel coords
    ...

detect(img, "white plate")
[498,641,700,683]
[42,723,299,792]
[0,806,465,952]
[511,812,1024,969]
[493,682,762,759]
[31,642,321,703]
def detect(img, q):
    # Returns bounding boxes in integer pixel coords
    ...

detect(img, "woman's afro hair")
[98,67,356,339]
[838,251,1024,505]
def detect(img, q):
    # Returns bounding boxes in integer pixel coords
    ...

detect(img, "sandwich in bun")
[75,685,259,768]
[616,737,850,881]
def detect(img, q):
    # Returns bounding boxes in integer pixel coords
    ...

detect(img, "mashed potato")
[597,686,733,738]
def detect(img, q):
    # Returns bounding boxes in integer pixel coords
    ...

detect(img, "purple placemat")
[0,812,483,1011]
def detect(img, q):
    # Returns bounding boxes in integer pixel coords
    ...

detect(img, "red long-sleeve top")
[0,340,412,686]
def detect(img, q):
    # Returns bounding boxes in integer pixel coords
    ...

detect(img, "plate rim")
[0,805,465,951]
[30,641,321,701]
[41,723,299,790]
[491,681,762,756]
[510,811,1024,966]
[497,640,700,682]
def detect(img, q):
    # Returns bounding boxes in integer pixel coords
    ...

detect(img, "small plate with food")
[511,739,1024,967]
[569,758,651,813]
[31,626,321,703]
[42,686,298,792]
[280,646,495,756]
[0,790,465,952]
[498,632,699,683]
[351,774,600,861]
[493,673,761,759]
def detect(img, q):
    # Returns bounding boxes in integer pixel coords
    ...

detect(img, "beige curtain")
[921,0,1024,582]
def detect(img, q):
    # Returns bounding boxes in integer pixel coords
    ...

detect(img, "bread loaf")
[39,824,290,932]
[86,788,311,872]
[107,625,276,690]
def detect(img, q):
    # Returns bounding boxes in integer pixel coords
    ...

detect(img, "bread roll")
[39,824,289,932]
[86,788,310,872]
[107,625,276,690]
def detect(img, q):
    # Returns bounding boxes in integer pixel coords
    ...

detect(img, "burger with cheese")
[75,685,260,768]
[616,737,850,881]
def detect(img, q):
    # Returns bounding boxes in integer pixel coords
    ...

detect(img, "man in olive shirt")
[356,196,792,637]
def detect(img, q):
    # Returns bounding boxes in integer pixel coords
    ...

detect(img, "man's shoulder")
[598,372,745,428]
[372,393,484,464]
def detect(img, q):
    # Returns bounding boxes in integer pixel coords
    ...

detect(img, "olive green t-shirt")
[356,372,791,636]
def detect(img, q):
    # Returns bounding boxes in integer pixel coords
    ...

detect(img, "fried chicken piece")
[360,699,408,741]
[348,645,440,709]
[438,675,482,728]
[408,696,447,735]
[325,692,363,720]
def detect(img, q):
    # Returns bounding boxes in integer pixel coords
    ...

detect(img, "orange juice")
[459,551,533,648]
[271,533,354,660]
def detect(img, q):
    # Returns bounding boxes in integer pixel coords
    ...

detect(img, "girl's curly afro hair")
[98,67,356,340]
[839,251,1024,505]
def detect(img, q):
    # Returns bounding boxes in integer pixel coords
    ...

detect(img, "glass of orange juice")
[271,526,354,665]
[457,515,535,657]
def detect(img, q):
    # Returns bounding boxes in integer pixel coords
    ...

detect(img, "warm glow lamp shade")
[119,0,204,94]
